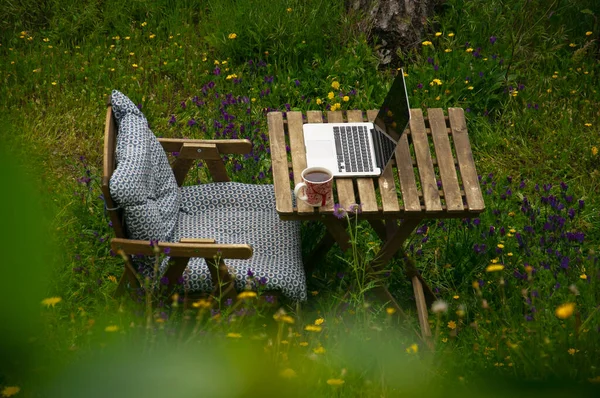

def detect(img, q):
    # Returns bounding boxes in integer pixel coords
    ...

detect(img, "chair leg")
[115,255,140,298]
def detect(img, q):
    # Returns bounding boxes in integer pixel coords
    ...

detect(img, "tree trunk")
[347,0,438,66]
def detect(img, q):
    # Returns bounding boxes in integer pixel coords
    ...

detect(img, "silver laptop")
[303,70,411,177]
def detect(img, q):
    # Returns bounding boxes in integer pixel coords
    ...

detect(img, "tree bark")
[347,0,438,66]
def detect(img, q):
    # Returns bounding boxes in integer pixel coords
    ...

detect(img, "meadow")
[1,0,600,396]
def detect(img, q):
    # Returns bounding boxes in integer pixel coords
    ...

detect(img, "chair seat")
[163,182,306,301]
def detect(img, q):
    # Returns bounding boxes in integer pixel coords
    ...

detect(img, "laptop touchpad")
[306,140,334,158]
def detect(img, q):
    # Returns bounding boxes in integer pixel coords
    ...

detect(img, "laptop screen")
[372,70,411,169]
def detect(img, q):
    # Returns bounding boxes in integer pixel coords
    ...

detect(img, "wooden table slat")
[287,111,314,214]
[327,111,355,210]
[410,109,443,212]
[347,110,377,212]
[394,133,421,212]
[267,112,293,214]
[448,108,485,211]
[367,110,400,213]
[428,108,464,212]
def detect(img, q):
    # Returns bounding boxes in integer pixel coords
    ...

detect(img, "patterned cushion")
[165,183,306,301]
[109,90,180,241]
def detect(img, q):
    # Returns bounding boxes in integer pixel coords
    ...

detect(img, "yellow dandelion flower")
[149,34,156,39]
[41,297,62,307]
[129,52,134,56]
[314,318,325,325]
[299,341,309,346]
[226,74,238,80]
[448,320,457,330]
[442,337,448,343]
[227,332,242,338]
[125,36,130,40]
[555,302,575,319]
[327,91,335,100]
[584,123,592,127]
[313,346,326,354]
[132,64,138,68]
[592,146,598,156]
[305,325,322,332]
[568,348,578,355]
[279,368,297,378]
[466,47,473,52]
[214,60,220,65]
[406,343,419,353]
[386,307,396,315]
[286,7,292,12]
[497,244,505,249]
[468,86,474,90]
[228,33,237,39]
[1,386,20,397]
[486,264,504,272]
[333,103,341,111]
[192,298,211,309]
[435,95,441,100]
[105,325,119,332]
[43,37,49,42]
[580,274,587,280]
[448,32,455,37]
[435,32,442,37]
[507,252,513,257]
[445,48,452,53]
[274,314,295,324]
[107,275,117,283]
[316,98,322,105]
[422,41,433,46]
[331,81,340,90]
[237,291,257,299]
[343,95,349,102]
[51,82,57,86]
[326,379,345,386]
[586,31,592,36]
[569,43,577,47]
[453,295,460,300]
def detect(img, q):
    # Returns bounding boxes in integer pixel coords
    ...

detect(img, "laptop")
[303,70,411,177]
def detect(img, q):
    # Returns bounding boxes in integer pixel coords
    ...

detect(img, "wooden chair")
[102,90,306,302]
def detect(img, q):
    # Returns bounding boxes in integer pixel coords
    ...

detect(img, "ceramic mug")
[294,167,333,207]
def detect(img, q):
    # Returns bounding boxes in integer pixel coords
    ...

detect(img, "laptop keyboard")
[333,125,373,173]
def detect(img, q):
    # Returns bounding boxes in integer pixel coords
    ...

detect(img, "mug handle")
[294,182,308,202]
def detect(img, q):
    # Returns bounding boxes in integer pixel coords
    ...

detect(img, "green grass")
[1,0,600,396]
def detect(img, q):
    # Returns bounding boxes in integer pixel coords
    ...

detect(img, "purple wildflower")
[333,203,347,219]
[490,36,497,44]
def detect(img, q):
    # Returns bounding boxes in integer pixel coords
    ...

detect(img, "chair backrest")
[102,90,181,242]
[102,103,125,239]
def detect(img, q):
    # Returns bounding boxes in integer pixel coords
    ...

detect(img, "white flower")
[431,300,448,314]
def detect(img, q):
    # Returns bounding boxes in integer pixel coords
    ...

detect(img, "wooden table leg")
[322,218,352,251]
[368,219,436,342]
[304,232,336,275]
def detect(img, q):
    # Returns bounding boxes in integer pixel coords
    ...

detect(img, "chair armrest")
[111,238,253,259]
[158,138,252,155]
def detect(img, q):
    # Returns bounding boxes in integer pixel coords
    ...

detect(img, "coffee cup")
[294,167,333,207]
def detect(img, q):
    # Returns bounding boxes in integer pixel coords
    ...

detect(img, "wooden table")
[267,108,485,339]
